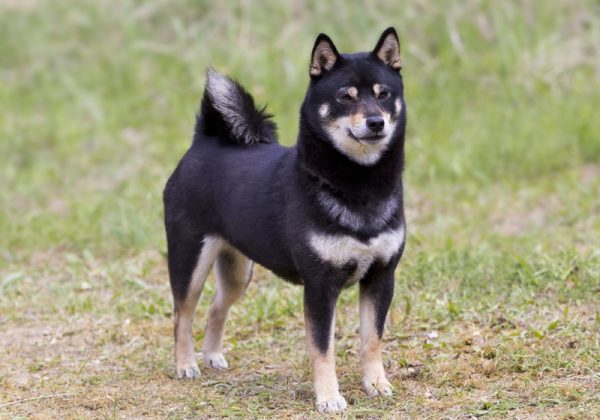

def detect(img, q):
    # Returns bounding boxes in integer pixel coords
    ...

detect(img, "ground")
[1,0,599,418]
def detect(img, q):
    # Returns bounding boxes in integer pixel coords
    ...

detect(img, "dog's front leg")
[304,282,347,413]
[359,261,397,397]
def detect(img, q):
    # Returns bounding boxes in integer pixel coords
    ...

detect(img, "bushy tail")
[197,69,277,145]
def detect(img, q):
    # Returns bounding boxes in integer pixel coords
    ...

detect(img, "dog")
[163,27,406,413]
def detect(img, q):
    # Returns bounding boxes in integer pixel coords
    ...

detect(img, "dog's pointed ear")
[310,33,339,78]
[373,27,401,70]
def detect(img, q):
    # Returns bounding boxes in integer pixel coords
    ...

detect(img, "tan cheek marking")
[327,118,341,130]
[351,112,365,128]
[382,111,391,124]
[373,84,381,96]
[319,103,330,118]
[395,99,402,115]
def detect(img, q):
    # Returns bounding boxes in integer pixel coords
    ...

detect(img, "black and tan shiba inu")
[163,27,406,413]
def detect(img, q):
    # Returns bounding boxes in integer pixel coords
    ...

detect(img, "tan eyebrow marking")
[347,87,358,99]
[319,103,330,118]
[373,84,381,96]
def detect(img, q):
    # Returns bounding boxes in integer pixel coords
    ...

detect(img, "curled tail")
[197,69,277,145]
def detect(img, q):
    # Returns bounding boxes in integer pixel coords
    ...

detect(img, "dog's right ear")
[309,34,339,79]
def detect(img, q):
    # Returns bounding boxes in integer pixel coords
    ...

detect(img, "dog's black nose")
[366,116,385,133]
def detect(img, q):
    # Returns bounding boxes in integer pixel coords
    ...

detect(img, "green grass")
[1,0,599,417]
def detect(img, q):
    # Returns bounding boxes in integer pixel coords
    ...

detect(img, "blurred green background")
[1,1,599,417]
[1,0,598,260]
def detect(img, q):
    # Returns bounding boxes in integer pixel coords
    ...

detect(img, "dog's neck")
[296,116,405,202]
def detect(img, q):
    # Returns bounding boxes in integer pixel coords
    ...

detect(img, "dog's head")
[303,27,405,166]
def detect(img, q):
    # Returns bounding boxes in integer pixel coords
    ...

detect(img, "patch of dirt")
[580,164,600,186]
[493,195,560,237]
[0,0,40,11]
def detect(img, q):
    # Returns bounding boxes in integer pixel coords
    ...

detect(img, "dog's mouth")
[347,130,385,143]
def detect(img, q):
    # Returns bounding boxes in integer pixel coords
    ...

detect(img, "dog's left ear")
[373,27,401,70]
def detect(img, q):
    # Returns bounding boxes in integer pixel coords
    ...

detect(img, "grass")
[1,0,599,417]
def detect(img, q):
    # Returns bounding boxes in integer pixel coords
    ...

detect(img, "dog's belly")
[225,237,302,284]
[308,224,405,285]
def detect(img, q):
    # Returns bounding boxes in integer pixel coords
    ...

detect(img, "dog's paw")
[316,395,347,413]
[363,377,393,397]
[176,362,201,379]
[203,352,229,370]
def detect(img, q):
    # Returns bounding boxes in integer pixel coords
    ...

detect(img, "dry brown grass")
[2,0,600,417]
[1,256,599,418]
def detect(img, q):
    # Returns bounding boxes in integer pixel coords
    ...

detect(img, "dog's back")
[164,71,301,297]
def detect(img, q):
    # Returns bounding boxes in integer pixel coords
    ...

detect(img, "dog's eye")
[377,89,391,100]
[336,89,356,103]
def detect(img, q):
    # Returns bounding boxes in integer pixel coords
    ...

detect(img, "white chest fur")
[308,224,405,284]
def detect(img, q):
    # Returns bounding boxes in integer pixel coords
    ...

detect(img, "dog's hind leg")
[202,245,253,370]
[168,233,224,379]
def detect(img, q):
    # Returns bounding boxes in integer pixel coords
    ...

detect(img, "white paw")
[363,377,393,397]
[203,352,229,370]
[316,395,347,413]
[176,362,201,379]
